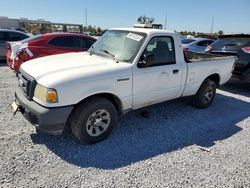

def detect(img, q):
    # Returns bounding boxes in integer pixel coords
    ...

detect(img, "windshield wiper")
[100,49,119,63]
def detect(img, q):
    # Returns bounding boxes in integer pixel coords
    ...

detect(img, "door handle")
[173,69,179,74]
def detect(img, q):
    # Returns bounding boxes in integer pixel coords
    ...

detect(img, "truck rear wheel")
[192,79,216,109]
[70,97,118,144]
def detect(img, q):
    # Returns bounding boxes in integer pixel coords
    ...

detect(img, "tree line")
[19,23,104,35]
[83,25,103,34]
[19,15,225,36]
[137,15,224,36]
[179,30,224,37]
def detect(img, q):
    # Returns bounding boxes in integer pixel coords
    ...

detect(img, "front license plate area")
[11,101,19,115]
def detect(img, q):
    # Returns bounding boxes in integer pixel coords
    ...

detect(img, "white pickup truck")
[13,28,235,144]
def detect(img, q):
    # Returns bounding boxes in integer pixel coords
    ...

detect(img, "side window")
[0,32,9,41]
[74,37,94,49]
[75,37,87,48]
[196,40,213,47]
[0,32,4,40]
[48,36,77,48]
[9,32,27,41]
[207,40,214,45]
[142,36,176,67]
[86,39,95,48]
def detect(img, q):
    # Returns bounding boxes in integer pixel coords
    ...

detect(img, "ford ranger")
[12,28,235,144]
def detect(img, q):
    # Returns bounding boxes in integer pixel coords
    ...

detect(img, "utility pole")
[85,8,88,28]
[83,8,87,32]
[164,13,168,30]
[210,16,214,34]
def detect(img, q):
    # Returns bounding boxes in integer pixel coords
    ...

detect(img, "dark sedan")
[0,29,29,60]
[206,34,250,82]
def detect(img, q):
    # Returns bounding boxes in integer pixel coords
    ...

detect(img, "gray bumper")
[232,72,250,82]
[15,87,73,135]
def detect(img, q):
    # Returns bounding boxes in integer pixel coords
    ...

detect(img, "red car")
[7,33,96,72]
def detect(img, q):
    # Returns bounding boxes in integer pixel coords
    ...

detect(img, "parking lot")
[0,62,250,187]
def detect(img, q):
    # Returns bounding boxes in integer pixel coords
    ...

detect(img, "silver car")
[0,29,29,60]
[181,38,215,53]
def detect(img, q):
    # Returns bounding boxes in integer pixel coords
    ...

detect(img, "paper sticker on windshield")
[126,33,143,41]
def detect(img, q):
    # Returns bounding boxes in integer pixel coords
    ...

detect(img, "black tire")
[70,97,118,144]
[192,79,217,109]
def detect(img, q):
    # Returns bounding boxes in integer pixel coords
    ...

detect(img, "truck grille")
[17,69,36,100]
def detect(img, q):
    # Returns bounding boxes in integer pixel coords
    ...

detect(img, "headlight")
[34,84,58,103]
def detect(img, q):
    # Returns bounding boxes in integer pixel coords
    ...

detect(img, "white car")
[12,28,235,144]
[182,38,215,53]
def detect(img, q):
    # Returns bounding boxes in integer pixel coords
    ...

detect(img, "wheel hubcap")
[86,109,111,137]
[203,86,214,104]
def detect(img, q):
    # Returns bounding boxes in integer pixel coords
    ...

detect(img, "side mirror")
[138,53,154,68]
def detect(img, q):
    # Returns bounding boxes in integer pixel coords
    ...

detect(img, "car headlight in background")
[34,84,58,103]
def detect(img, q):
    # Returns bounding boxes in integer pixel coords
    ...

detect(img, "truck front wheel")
[192,79,217,109]
[70,97,118,144]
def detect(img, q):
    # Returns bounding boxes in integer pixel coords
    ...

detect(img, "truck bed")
[182,52,236,97]
[184,51,235,63]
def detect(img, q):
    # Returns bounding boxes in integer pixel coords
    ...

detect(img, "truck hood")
[20,52,131,87]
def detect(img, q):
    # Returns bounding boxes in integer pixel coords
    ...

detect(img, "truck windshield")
[89,30,146,62]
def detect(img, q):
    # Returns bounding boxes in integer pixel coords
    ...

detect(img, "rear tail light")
[242,47,250,54]
[205,45,212,52]
[17,50,30,62]
[183,47,189,52]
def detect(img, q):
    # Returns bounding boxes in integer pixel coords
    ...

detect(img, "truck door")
[132,35,183,109]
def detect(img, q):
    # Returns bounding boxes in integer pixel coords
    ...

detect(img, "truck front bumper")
[15,87,74,135]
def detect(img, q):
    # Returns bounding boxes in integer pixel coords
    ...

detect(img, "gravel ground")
[0,63,250,188]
